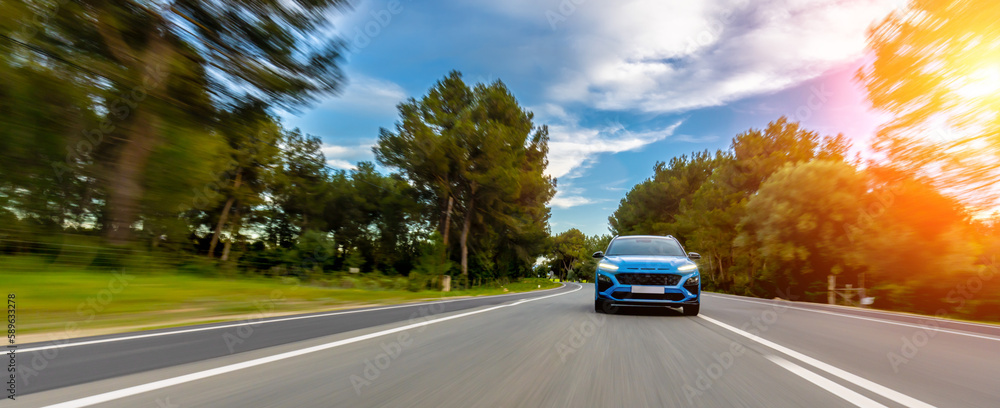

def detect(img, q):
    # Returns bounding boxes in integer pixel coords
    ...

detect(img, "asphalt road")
[9,284,1000,407]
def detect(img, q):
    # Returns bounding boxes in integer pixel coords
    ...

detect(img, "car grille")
[615,273,681,286]
[611,291,686,301]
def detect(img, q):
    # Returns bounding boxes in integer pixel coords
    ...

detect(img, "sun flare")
[953,65,1000,99]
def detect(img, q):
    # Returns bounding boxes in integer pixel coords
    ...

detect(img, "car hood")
[602,255,694,271]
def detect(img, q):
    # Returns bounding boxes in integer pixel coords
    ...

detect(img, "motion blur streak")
[35,284,581,408]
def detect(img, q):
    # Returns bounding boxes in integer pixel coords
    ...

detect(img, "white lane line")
[712,293,1000,330]
[764,355,888,408]
[699,315,936,408]
[704,294,1000,342]
[40,284,582,408]
[21,284,569,353]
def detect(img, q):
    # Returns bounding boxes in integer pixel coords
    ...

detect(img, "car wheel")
[683,303,700,316]
[595,299,615,314]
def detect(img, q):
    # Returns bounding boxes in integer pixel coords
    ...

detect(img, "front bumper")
[595,271,700,306]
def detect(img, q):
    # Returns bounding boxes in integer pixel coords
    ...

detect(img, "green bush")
[871,283,915,311]
[178,260,217,277]
[339,276,360,289]
[406,273,444,292]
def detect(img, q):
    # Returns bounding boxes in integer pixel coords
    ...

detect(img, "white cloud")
[543,116,683,179]
[672,134,721,144]
[602,178,630,192]
[314,72,406,117]
[549,180,616,209]
[550,184,594,208]
[550,193,594,209]
[321,141,375,170]
[326,159,357,170]
[479,0,905,113]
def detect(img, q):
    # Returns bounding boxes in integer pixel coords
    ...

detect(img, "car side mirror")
[688,252,701,260]
[592,251,604,259]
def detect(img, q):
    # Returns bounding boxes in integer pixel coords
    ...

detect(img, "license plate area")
[630,285,665,294]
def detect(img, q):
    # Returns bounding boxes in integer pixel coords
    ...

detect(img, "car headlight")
[598,261,619,272]
[685,275,700,285]
[678,264,697,272]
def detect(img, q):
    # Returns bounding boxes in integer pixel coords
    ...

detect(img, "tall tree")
[0,43,97,232]
[376,72,555,279]
[350,162,421,273]
[738,160,870,300]
[264,129,328,248]
[550,228,588,281]
[0,0,348,244]
[203,101,282,258]
[488,127,556,278]
[609,150,720,236]
[616,118,851,292]
[375,72,470,253]
[574,234,614,281]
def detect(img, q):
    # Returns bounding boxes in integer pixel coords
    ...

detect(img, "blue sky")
[282,0,906,236]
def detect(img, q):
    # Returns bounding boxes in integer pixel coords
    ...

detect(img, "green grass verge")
[2,256,559,341]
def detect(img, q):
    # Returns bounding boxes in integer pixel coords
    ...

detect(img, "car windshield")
[606,237,685,256]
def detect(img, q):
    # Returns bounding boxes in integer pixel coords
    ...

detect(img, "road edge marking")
[707,292,1000,329]
[704,294,1000,342]
[764,355,888,408]
[39,283,582,408]
[21,283,570,353]
[698,315,936,408]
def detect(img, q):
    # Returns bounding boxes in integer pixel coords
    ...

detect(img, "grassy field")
[2,257,560,343]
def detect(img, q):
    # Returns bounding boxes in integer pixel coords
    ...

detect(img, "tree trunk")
[209,168,242,257]
[460,187,476,278]
[221,240,232,262]
[718,254,724,284]
[442,195,454,245]
[100,18,172,245]
[441,195,453,263]
[106,109,159,244]
[460,199,473,277]
[221,209,242,261]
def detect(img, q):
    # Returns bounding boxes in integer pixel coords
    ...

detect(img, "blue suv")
[593,235,701,315]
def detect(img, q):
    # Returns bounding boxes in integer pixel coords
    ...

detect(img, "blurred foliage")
[549,228,587,281]
[0,4,552,292]
[738,160,871,302]
[544,230,610,282]
[2,0,998,321]
[610,116,999,318]
[610,150,721,236]
[614,118,851,294]
[0,3,546,288]
[0,256,557,336]
[0,0,350,246]
[857,0,1000,208]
